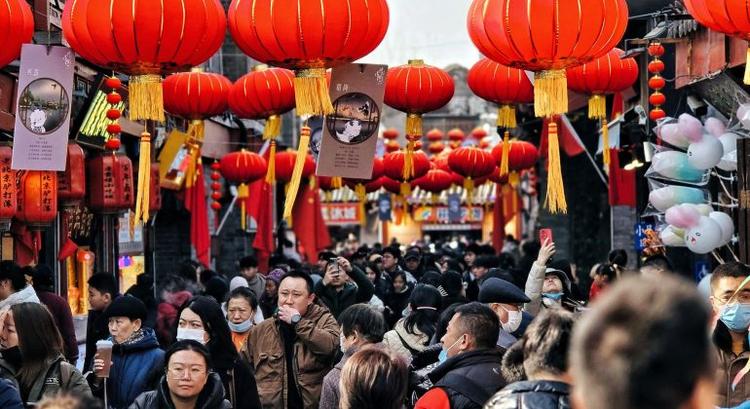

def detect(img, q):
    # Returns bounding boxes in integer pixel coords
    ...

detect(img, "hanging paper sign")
[321,203,360,225]
[11,45,75,171]
[448,194,462,223]
[378,193,391,221]
[317,63,388,179]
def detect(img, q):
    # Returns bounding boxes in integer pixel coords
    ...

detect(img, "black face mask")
[2,346,22,368]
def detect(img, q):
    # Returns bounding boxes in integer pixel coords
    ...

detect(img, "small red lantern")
[468,58,534,129]
[164,71,231,120]
[448,128,466,142]
[414,169,454,197]
[58,144,86,204]
[16,171,57,229]
[0,0,33,68]
[647,41,667,122]
[383,129,400,140]
[220,150,268,230]
[448,147,495,202]
[88,154,135,214]
[471,127,489,141]
[491,140,539,184]
[380,176,404,196]
[426,129,445,142]
[429,142,446,155]
[384,150,430,196]
[385,140,401,153]
[209,162,222,217]
[0,147,15,230]
[479,136,493,150]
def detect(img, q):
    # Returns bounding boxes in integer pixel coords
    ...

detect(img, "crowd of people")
[0,237,744,409]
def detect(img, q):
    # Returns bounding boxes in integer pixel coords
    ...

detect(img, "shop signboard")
[321,203,360,226]
[11,44,75,171]
[317,63,387,179]
[414,206,483,223]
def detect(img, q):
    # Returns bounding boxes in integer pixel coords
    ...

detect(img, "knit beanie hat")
[105,295,147,321]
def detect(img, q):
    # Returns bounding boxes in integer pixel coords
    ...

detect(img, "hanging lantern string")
[134,123,152,226]
[544,120,567,214]
[282,124,312,220]
[588,94,610,166]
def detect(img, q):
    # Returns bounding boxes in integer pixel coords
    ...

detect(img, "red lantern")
[426,129,445,142]
[0,0,33,68]
[429,142,446,155]
[448,128,466,142]
[164,71,231,120]
[228,0,389,116]
[414,169,454,194]
[229,65,296,184]
[567,48,638,165]
[471,127,489,141]
[384,150,430,196]
[274,150,316,184]
[468,0,629,213]
[479,137,493,150]
[385,140,401,153]
[382,128,400,140]
[468,58,534,129]
[88,154,135,214]
[380,176,404,196]
[0,147,15,229]
[209,162,222,217]
[489,171,509,185]
[491,140,539,185]
[220,150,268,230]
[17,171,57,229]
[647,41,667,122]
[448,147,496,202]
[58,144,86,204]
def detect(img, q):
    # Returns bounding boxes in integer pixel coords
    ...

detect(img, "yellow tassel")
[534,70,568,118]
[403,141,416,180]
[294,69,333,116]
[745,48,750,85]
[282,126,311,220]
[464,177,474,209]
[265,141,277,185]
[588,95,606,120]
[602,118,611,166]
[325,191,332,202]
[355,183,366,201]
[359,200,366,226]
[544,122,567,214]
[309,175,316,190]
[406,113,423,137]
[263,115,282,140]
[400,182,411,197]
[238,183,249,230]
[496,105,517,129]
[332,176,343,189]
[134,131,152,225]
[500,131,510,176]
[129,75,165,122]
[184,120,204,189]
[509,171,520,187]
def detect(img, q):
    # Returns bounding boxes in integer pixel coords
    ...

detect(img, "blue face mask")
[438,335,465,364]
[720,303,750,332]
[542,292,563,301]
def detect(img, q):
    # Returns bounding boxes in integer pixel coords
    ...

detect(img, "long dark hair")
[403,285,441,341]
[175,296,237,371]
[11,303,63,391]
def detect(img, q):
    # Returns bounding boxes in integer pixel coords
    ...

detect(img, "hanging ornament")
[383,128,400,140]
[17,171,58,229]
[491,140,540,185]
[0,146,16,231]
[448,147,496,206]
[468,0,629,213]
[219,150,267,230]
[0,0,33,68]
[210,162,222,222]
[58,144,86,206]
[414,169,454,204]
[468,58,534,130]
[88,154,135,214]
[383,150,430,197]
[104,76,123,151]
[647,42,667,121]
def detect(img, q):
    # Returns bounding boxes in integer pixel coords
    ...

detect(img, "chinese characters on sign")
[321,203,360,225]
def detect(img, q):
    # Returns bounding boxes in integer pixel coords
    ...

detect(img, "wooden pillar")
[738,139,750,263]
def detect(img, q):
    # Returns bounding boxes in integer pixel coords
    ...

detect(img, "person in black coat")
[85,273,120,372]
[484,309,575,409]
[173,296,261,409]
[314,256,375,319]
[384,271,413,328]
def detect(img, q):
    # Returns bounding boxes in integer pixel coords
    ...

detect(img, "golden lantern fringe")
[400,182,411,197]
[509,171,520,187]
[129,75,165,122]
[294,69,333,116]
[588,95,606,120]
[282,126,311,220]
[355,184,367,226]
[264,115,282,139]
[497,105,517,129]
[332,176,343,189]
[406,113,423,136]
[325,191,332,203]
[464,177,474,210]
[403,141,416,180]
[745,48,750,85]
[265,140,277,184]
[602,119,611,166]
[544,122,567,214]
[185,120,205,189]
[534,70,568,118]
[431,193,438,205]
[238,183,249,230]
[134,131,152,226]
[500,131,510,176]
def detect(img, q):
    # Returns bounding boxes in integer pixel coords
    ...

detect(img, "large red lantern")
[384,150,430,195]
[567,48,638,165]
[0,0,33,68]
[385,60,455,179]
[468,58,534,129]
[17,171,57,229]
[228,0,389,117]
[58,144,86,204]
[0,147,15,230]
[467,0,629,213]
[88,154,135,214]
[220,150,268,229]
[229,65,296,184]
[448,147,496,202]
[380,176,404,196]
[683,1,750,83]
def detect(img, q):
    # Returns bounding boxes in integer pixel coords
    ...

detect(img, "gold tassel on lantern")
[403,142,416,180]
[544,122,567,214]
[400,182,412,198]
[500,131,511,176]
[185,120,205,189]
[282,126,311,219]
[129,75,165,122]
[601,119,611,166]
[745,48,750,85]
[534,70,568,118]
[406,113,423,136]
[266,140,277,184]
[238,183,249,230]
[464,177,475,209]
[588,94,606,120]
[263,115,282,184]
[497,105,517,129]
[331,176,343,189]
[134,131,152,225]
[294,69,333,116]
[355,184,367,226]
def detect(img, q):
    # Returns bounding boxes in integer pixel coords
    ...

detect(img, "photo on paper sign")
[326,92,380,145]
[18,78,70,136]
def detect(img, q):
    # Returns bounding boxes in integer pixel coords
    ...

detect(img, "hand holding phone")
[539,228,553,245]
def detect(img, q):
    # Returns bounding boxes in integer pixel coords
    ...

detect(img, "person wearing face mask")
[479,278,531,352]
[175,296,261,409]
[224,287,261,352]
[89,295,164,409]
[414,302,505,409]
[710,262,750,407]
[383,285,441,363]
[319,304,387,409]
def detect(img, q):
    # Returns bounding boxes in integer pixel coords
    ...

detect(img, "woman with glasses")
[128,340,231,409]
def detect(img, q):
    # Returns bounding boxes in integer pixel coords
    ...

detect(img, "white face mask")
[500,306,523,333]
[177,328,206,344]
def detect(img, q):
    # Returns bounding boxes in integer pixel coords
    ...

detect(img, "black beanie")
[105,295,147,321]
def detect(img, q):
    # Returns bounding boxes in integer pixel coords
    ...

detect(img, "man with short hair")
[84,272,120,373]
[485,309,575,409]
[710,262,750,407]
[238,255,266,299]
[314,256,375,318]
[570,275,716,409]
[639,254,673,277]
[319,304,387,409]
[414,302,505,409]
[243,270,339,409]
[466,255,497,301]
[479,278,530,350]
[382,246,415,284]
[404,250,424,280]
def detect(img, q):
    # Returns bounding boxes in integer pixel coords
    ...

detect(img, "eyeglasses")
[715,293,750,305]
[167,366,207,380]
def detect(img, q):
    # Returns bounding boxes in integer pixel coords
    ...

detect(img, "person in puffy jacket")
[128,340,231,409]
[0,377,22,409]
[484,309,575,409]
[90,296,164,409]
